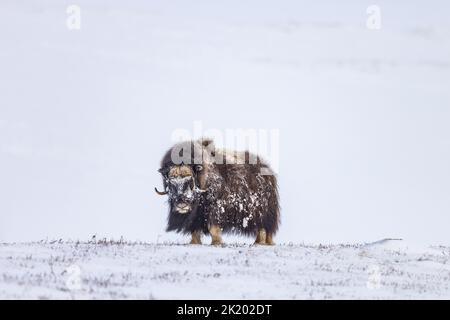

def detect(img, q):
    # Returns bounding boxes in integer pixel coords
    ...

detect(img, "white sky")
[1,0,449,244]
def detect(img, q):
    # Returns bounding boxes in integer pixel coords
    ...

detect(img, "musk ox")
[155,139,280,245]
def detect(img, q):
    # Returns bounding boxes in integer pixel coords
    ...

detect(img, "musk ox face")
[157,164,206,215]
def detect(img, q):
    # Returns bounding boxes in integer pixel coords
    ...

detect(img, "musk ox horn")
[154,187,168,195]
[194,186,207,193]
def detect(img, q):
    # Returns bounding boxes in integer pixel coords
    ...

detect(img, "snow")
[0,239,449,299]
[242,218,249,228]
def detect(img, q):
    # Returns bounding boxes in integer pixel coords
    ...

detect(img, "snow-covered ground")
[1,239,449,299]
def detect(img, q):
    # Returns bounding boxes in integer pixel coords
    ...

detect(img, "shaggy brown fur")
[156,139,280,245]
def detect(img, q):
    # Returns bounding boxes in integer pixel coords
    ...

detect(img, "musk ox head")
[155,140,209,215]
[156,164,206,214]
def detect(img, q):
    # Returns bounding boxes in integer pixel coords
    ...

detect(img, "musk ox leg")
[266,233,275,246]
[209,225,223,246]
[190,231,202,245]
[254,229,267,245]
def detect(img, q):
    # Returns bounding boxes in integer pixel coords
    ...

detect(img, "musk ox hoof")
[262,242,276,246]
[253,242,266,246]
[211,240,224,246]
[253,240,276,246]
[189,231,202,245]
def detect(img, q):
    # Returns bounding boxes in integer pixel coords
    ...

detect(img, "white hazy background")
[1,0,449,244]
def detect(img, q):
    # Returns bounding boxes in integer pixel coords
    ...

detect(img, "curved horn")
[194,187,207,193]
[154,187,168,195]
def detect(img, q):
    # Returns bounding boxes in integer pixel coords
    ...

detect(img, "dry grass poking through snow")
[0,238,449,299]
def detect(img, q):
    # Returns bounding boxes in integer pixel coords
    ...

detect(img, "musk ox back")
[155,139,280,245]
